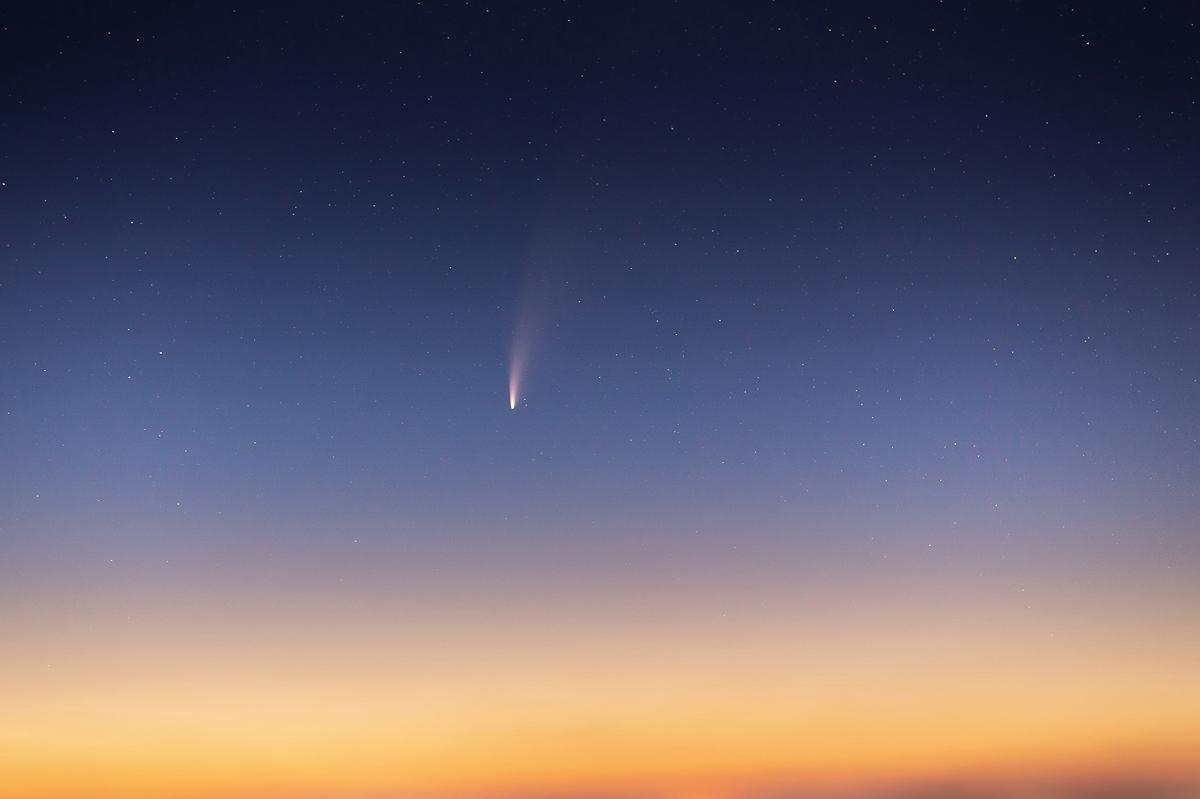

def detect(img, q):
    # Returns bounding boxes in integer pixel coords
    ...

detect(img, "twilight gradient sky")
[2,4,1199,799]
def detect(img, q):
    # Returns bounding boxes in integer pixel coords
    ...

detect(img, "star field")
[1,4,1199,799]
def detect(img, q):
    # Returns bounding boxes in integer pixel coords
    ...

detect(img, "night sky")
[2,4,1199,799]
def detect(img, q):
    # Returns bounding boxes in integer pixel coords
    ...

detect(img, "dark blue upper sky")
[1,1,1197,586]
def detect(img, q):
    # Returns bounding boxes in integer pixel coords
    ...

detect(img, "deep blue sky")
[4,3,1197,545]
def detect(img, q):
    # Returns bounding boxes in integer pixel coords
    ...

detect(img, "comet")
[508,327,528,410]
[509,191,579,412]
[509,266,546,412]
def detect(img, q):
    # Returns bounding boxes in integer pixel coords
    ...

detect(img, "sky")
[1,3,1199,799]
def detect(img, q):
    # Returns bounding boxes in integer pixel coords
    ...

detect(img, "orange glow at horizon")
[2,559,1198,799]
